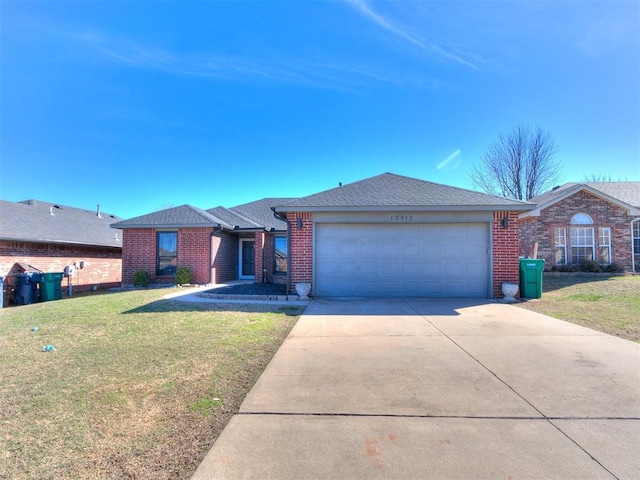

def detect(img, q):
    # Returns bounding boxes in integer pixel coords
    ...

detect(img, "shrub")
[579,259,600,272]
[603,263,622,273]
[175,267,192,285]
[557,264,580,272]
[132,270,150,287]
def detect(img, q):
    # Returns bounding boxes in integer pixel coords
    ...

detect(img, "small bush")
[579,259,600,272]
[557,264,580,272]
[175,267,192,285]
[603,263,622,273]
[132,270,150,287]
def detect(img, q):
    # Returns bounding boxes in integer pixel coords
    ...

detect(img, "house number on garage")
[390,215,413,221]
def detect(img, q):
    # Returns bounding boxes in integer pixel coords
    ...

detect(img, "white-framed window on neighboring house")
[633,219,640,273]
[597,227,612,264]
[554,228,567,264]
[569,212,595,264]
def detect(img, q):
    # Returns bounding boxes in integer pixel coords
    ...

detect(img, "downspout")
[272,208,292,294]
[210,224,224,285]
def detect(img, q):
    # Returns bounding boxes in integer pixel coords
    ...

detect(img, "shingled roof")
[274,173,533,212]
[113,198,290,232]
[112,204,229,229]
[522,182,640,218]
[0,199,123,248]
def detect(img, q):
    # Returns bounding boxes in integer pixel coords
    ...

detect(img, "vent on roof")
[49,206,55,216]
[552,185,561,190]
[97,204,102,218]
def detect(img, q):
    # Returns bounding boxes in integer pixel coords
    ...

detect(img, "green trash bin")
[40,272,64,301]
[519,258,544,299]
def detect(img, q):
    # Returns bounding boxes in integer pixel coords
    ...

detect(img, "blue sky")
[1,0,639,219]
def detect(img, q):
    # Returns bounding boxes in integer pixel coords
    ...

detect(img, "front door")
[240,240,255,278]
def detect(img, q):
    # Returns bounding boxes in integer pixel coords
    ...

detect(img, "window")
[554,228,567,264]
[570,227,594,263]
[274,236,287,273]
[157,231,178,276]
[570,213,593,225]
[597,227,611,264]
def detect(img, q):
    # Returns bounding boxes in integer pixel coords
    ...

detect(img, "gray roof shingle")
[111,204,227,229]
[529,182,640,209]
[274,173,533,212]
[0,199,123,248]
[230,198,292,231]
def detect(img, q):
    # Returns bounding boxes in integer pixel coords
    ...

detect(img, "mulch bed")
[204,283,287,296]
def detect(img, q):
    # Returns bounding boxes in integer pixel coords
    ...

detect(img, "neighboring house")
[519,182,640,272]
[0,199,123,305]
[114,173,533,298]
[111,198,292,287]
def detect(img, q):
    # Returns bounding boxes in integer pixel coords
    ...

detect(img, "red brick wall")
[519,190,636,271]
[178,228,215,284]
[287,212,313,293]
[211,230,237,284]
[492,211,520,297]
[1,240,122,305]
[122,227,225,286]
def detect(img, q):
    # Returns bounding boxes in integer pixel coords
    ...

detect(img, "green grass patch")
[0,289,302,479]
[517,274,640,342]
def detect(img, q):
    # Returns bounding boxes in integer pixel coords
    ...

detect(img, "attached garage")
[315,223,489,297]
[273,173,534,299]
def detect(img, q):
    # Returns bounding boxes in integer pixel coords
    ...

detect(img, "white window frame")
[597,227,612,265]
[570,226,595,264]
[554,227,567,265]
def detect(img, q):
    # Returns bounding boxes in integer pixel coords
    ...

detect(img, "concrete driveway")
[192,298,640,479]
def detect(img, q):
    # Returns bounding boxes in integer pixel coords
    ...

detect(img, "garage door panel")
[315,223,489,298]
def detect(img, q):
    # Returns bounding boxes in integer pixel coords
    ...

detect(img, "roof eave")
[274,204,535,213]
[0,236,122,249]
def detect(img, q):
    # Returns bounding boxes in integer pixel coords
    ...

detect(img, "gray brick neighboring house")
[0,199,123,305]
[519,182,640,272]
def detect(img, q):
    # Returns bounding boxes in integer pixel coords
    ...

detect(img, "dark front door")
[241,241,255,277]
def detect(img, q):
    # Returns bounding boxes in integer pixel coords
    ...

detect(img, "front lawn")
[0,289,303,479]
[516,274,640,343]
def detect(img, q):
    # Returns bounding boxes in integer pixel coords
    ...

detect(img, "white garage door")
[315,223,489,297]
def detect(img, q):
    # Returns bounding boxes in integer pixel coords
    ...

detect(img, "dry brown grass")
[516,274,640,342]
[0,289,302,479]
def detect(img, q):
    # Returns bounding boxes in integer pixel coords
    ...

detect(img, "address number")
[390,215,413,221]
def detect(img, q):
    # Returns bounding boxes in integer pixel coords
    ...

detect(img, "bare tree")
[469,125,561,200]
[583,173,627,182]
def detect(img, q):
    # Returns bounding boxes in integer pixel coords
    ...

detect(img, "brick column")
[254,232,266,283]
[492,211,520,297]
[287,212,313,293]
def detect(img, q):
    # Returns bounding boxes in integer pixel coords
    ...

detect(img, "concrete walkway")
[192,298,640,479]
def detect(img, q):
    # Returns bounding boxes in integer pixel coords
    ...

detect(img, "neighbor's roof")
[274,173,534,212]
[522,182,640,218]
[0,199,123,248]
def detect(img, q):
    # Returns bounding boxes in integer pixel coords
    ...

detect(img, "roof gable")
[231,198,293,231]
[0,199,123,248]
[275,173,533,212]
[522,182,640,218]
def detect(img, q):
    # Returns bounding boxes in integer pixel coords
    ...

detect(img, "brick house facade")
[519,183,640,273]
[0,199,123,306]
[115,174,533,298]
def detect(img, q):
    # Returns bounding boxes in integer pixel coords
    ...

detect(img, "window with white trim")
[570,227,594,263]
[597,227,611,264]
[554,228,567,264]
